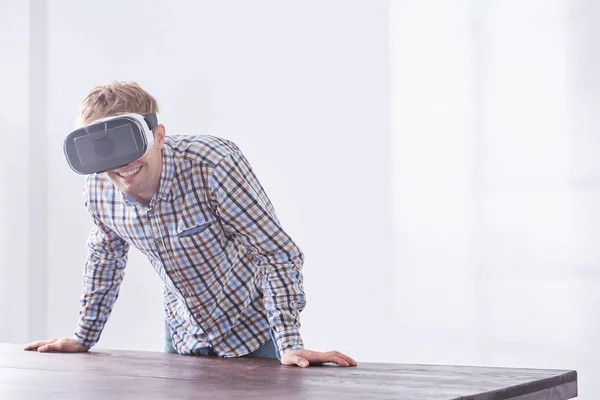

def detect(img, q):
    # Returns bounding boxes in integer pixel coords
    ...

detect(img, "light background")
[0,0,597,398]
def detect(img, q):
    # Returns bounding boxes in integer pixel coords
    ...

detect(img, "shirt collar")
[155,139,176,201]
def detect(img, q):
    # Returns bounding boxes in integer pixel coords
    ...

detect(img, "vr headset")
[63,113,158,175]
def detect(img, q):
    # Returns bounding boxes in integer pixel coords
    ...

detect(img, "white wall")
[0,0,33,343]
[392,0,599,397]
[4,0,596,396]
[45,0,394,360]
[391,0,480,365]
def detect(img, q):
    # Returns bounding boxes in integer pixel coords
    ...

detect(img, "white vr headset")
[63,113,157,175]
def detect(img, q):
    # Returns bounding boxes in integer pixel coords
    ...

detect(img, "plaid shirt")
[73,134,306,357]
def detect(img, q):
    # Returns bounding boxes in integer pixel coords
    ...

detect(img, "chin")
[120,187,138,196]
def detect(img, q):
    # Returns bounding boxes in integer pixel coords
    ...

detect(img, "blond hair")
[78,81,159,126]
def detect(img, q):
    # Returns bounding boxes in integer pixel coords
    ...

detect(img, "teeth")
[118,167,141,177]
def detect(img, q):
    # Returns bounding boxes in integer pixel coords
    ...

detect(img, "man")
[24,81,356,368]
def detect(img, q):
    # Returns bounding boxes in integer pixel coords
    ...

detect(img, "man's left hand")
[281,349,358,368]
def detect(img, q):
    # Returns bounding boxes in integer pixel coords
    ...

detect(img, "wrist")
[72,333,94,349]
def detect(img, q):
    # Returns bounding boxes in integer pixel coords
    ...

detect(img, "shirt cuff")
[273,327,304,355]
[72,327,99,348]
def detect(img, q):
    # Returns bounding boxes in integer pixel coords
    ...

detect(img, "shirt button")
[156,239,163,246]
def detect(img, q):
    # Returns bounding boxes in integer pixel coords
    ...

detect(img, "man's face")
[104,124,166,204]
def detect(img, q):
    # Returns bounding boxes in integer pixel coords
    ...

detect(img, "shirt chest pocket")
[177,221,212,238]
[173,214,222,256]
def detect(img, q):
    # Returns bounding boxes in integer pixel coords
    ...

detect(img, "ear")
[153,124,166,150]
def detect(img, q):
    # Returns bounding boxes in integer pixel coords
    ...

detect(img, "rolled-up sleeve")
[208,150,307,355]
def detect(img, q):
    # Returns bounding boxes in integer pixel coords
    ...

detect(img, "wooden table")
[0,344,577,399]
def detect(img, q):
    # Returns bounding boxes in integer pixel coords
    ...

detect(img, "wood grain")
[0,344,577,399]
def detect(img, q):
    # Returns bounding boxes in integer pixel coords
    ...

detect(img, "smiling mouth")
[118,166,142,178]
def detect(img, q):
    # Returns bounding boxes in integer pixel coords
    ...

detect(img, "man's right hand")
[24,338,90,353]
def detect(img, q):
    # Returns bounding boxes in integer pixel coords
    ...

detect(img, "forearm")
[262,261,307,355]
[73,248,127,347]
[74,182,130,347]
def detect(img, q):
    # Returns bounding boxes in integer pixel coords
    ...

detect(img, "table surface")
[0,344,577,400]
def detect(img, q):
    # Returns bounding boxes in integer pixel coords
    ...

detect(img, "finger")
[332,351,358,366]
[282,354,310,368]
[38,345,50,352]
[37,344,52,352]
[329,355,350,367]
[295,356,310,368]
[300,351,334,365]
[38,342,60,353]
[24,339,55,351]
[24,340,50,350]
